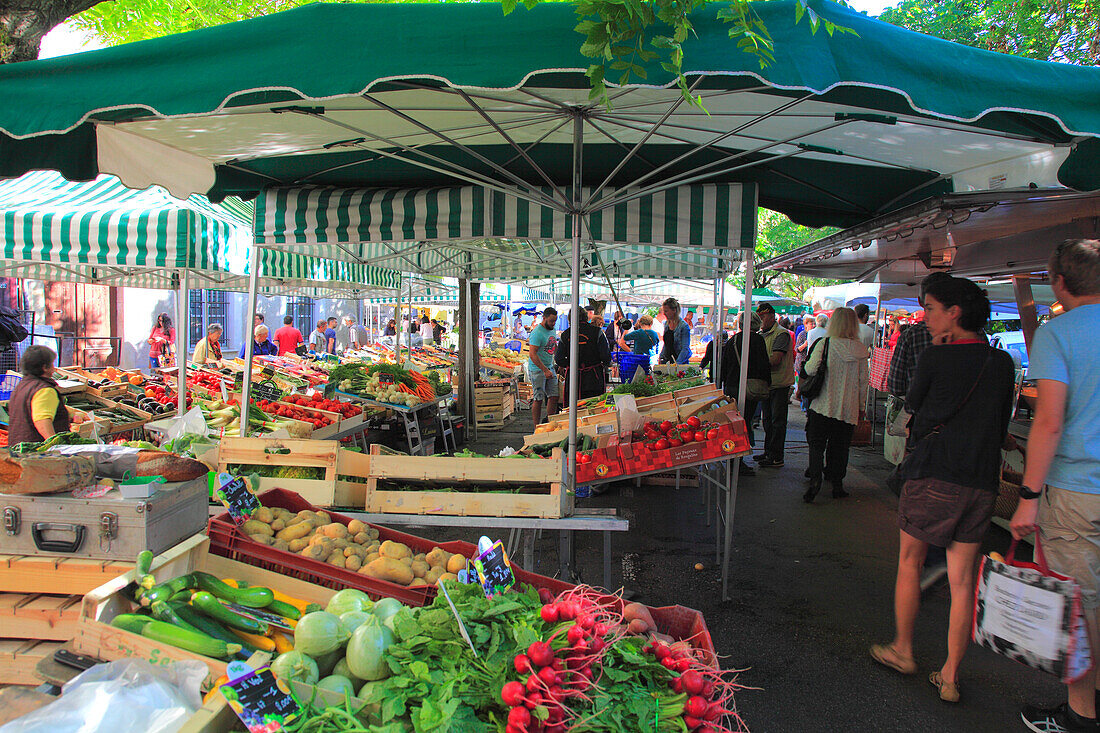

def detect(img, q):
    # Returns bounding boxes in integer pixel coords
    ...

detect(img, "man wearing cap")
[756,302,795,468]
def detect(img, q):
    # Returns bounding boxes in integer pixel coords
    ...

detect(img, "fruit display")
[327,363,436,408]
[282,393,364,419]
[634,415,721,451]
[255,399,337,430]
[480,346,524,371]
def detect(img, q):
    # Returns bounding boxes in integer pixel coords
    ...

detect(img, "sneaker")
[1022,703,1100,732]
[919,563,949,592]
[738,461,756,477]
[754,453,769,462]
[757,457,784,468]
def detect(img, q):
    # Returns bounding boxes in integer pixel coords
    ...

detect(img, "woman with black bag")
[869,277,1014,704]
[720,312,771,476]
[800,306,868,503]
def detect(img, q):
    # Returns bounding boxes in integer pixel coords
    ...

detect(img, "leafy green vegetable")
[610,381,664,397]
[366,363,418,389]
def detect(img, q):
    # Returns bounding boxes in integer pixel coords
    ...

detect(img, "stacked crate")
[474,379,515,430]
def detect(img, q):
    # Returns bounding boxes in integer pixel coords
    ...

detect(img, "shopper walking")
[755,303,795,468]
[273,315,304,356]
[658,298,692,365]
[146,313,175,370]
[854,303,875,348]
[801,307,868,502]
[1011,240,1100,733]
[325,316,337,354]
[720,312,770,476]
[806,314,828,349]
[871,276,1014,704]
[527,307,559,425]
[555,307,611,407]
[621,315,659,357]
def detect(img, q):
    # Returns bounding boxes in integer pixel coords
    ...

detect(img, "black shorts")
[898,477,996,546]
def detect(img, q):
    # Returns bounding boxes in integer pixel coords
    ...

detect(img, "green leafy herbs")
[610,382,664,398]
[366,364,418,389]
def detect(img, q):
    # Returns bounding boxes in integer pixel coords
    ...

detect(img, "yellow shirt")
[31,387,60,424]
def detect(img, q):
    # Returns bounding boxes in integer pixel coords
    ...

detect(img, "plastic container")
[0,373,21,401]
[614,352,651,380]
[118,474,166,499]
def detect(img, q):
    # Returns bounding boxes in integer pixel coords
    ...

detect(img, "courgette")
[265,598,302,621]
[110,613,153,634]
[173,603,258,652]
[150,600,202,634]
[141,573,196,607]
[192,571,273,608]
[138,617,241,659]
[136,550,154,576]
[190,591,269,634]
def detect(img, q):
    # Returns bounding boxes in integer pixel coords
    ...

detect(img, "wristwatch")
[1018,485,1043,500]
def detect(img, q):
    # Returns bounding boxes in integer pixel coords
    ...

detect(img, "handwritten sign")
[472,540,515,597]
[214,473,260,525]
[253,380,284,402]
[378,373,396,386]
[221,661,300,733]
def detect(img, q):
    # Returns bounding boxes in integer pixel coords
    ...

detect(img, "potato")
[379,540,411,561]
[247,533,275,545]
[367,528,379,540]
[410,560,430,579]
[326,551,346,568]
[322,523,348,539]
[252,507,274,524]
[273,507,295,521]
[348,519,366,535]
[308,533,328,547]
[316,512,330,524]
[288,538,310,553]
[409,578,428,587]
[241,519,273,536]
[303,544,328,560]
[344,545,369,558]
[271,539,290,552]
[346,555,362,572]
[367,541,380,552]
[413,553,426,563]
[424,566,445,584]
[365,551,380,564]
[276,521,313,541]
[295,510,315,522]
[352,532,370,545]
[425,547,450,568]
[446,553,467,575]
[436,572,459,585]
[331,538,351,549]
[363,557,415,585]
[270,518,287,532]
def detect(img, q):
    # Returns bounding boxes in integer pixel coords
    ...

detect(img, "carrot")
[229,627,276,651]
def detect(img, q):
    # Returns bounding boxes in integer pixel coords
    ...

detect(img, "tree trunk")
[1,0,101,63]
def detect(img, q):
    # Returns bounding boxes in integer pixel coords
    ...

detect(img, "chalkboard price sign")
[253,379,284,402]
[215,473,260,526]
[221,661,300,733]
[473,540,515,597]
[378,373,396,385]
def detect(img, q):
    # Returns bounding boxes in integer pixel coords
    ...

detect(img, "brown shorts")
[1038,486,1100,610]
[898,477,996,547]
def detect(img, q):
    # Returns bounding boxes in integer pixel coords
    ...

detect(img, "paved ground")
[412,405,1065,732]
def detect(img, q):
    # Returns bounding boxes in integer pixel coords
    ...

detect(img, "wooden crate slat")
[0,592,82,640]
[0,639,63,685]
[0,555,132,595]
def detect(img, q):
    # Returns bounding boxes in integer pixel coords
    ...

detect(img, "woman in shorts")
[870,277,1015,703]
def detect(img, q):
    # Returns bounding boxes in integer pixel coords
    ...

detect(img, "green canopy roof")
[0,171,402,293]
[2,1,1100,229]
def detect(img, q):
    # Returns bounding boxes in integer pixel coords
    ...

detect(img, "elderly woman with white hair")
[238,324,278,358]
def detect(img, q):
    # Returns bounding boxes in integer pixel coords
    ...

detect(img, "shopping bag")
[870,346,893,392]
[972,539,1093,683]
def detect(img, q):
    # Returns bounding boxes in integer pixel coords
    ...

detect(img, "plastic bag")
[164,406,209,444]
[0,658,205,733]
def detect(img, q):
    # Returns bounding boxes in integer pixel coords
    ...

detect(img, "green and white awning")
[253,183,755,280]
[364,293,508,306]
[0,171,401,292]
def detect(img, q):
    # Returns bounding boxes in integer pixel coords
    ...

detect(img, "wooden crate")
[0,555,134,595]
[215,436,371,506]
[63,394,154,434]
[53,368,128,398]
[269,399,342,440]
[366,445,570,518]
[75,534,334,686]
[0,639,63,684]
[0,592,82,640]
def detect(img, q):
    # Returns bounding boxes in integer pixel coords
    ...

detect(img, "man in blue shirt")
[238,324,278,358]
[325,316,337,354]
[1013,239,1100,733]
[526,307,559,425]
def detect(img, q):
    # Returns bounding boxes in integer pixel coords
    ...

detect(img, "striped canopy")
[523,278,742,307]
[254,183,755,280]
[0,171,402,292]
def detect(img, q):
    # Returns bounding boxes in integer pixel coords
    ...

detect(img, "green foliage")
[879,0,1100,65]
[731,208,839,297]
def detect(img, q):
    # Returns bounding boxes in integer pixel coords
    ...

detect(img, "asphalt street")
[413,405,1064,732]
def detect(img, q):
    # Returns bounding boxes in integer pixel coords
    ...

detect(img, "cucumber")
[190,591,269,634]
[136,550,154,576]
[138,618,241,659]
[150,600,202,635]
[141,573,196,607]
[265,598,301,621]
[111,613,153,634]
[192,572,273,608]
[173,603,257,651]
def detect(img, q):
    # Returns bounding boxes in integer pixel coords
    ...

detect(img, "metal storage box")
[0,477,208,560]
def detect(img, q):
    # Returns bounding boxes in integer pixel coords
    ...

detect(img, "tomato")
[668,437,682,447]
[687,415,702,429]
[707,428,720,439]
[659,420,674,434]
[311,393,323,403]
[654,438,669,450]
[576,453,591,464]
[694,431,706,442]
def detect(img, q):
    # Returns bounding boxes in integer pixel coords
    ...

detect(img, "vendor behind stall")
[8,345,85,442]
[554,307,611,407]
[238,324,277,359]
[192,323,223,364]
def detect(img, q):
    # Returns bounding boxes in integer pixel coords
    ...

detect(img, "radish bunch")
[643,640,750,733]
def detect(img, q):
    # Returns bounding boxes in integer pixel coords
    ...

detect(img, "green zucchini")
[141,573,196,607]
[150,600,203,635]
[135,550,154,576]
[172,602,256,651]
[138,617,241,659]
[110,613,153,634]
[190,591,269,634]
[265,598,302,621]
[192,571,273,608]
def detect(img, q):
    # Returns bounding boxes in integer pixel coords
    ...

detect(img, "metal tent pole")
[567,112,583,498]
[871,292,883,446]
[467,279,477,441]
[723,249,753,601]
[240,245,262,426]
[406,279,413,364]
[711,275,721,384]
[176,270,189,415]
[395,298,402,358]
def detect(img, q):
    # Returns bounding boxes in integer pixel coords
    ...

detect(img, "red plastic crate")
[575,446,626,484]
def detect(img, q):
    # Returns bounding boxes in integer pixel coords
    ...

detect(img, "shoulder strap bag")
[796,337,830,401]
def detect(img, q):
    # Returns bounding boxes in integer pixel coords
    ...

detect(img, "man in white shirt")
[806,314,829,348]
[854,304,875,349]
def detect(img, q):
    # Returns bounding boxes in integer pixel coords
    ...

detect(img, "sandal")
[929,671,960,703]
[870,643,917,675]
